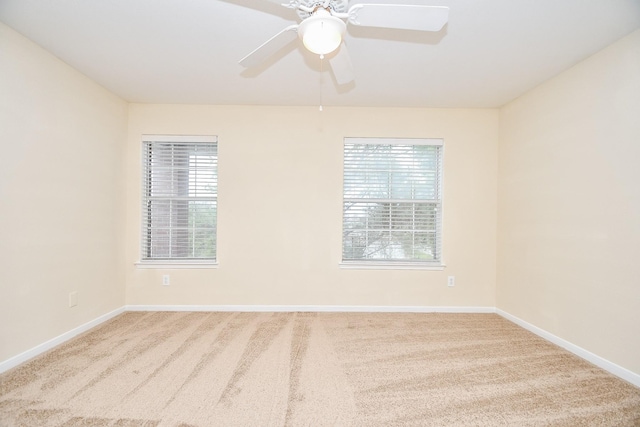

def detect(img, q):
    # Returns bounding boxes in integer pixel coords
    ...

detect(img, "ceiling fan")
[239,0,449,85]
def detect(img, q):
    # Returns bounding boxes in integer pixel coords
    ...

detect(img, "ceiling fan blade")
[329,43,355,85]
[347,4,449,32]
[239,25,298,68]
[257,0,300,8]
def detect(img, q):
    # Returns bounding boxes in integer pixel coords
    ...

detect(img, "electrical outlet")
[69,291,78,307]
[162,275,170,286]
[447,276,455,287]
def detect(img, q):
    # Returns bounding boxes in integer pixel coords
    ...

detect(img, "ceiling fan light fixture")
[298,9,346,55]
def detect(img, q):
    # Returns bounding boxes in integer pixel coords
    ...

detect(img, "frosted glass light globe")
[298,10,346,55]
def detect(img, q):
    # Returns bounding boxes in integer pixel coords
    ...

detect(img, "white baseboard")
[125,304,497,313]
[0,307,125,374]
[496,309,640,388]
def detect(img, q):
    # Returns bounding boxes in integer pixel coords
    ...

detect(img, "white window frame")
[340,137,445,270]
[136,135,218,269]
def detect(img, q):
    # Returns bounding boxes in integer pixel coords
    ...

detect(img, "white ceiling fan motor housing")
[295,0,348,19]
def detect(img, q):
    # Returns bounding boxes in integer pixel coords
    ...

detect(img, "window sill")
[339,262,445,271]
[135,261,218,269]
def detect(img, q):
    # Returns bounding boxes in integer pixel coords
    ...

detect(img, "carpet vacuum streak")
[1,312,639,426]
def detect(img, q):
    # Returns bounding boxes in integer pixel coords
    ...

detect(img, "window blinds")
[141,136,217,261]
[343,138,443,263]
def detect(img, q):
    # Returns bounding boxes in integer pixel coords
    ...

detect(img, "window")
[141,135,217,264]
[342,138,443,267]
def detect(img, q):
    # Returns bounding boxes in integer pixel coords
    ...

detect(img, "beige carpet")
[1,312,639,426]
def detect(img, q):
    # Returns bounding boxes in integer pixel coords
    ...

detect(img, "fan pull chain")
[319,54,324,112]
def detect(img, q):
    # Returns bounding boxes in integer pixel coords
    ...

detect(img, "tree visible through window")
[141,136,217,262]
[342,138,443,264]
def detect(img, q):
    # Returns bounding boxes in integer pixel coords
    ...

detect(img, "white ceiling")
[1,0,639,108]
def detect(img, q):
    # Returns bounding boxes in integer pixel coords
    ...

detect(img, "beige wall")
[497,30,640,374]
[125,105,499,308]
[0,22,128,362]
